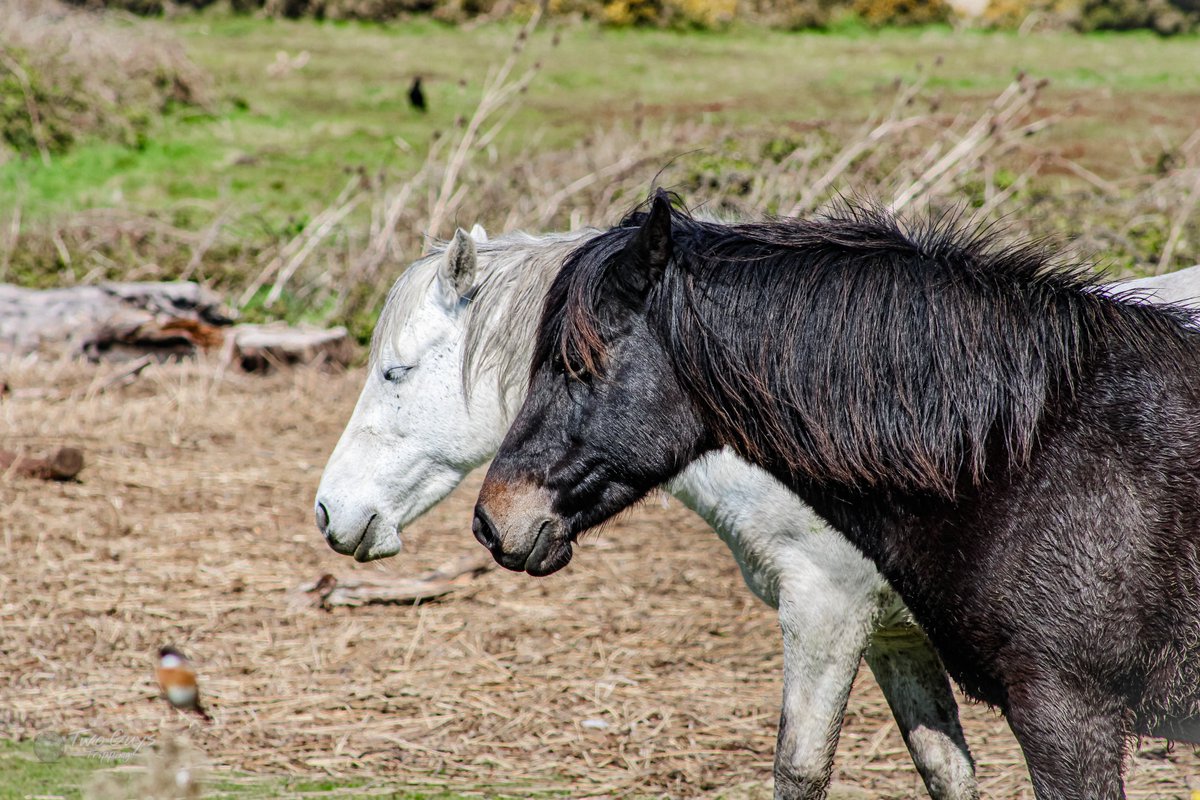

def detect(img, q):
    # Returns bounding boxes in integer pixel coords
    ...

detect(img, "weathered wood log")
[0,281,230,360]
[0,447,84,481]
[226,324,355,373]
[289,552,496,610]
[0,282,356,370]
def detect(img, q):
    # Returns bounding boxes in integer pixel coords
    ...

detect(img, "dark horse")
[473,191,1200,799]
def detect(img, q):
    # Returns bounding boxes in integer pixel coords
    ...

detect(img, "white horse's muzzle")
[315,500,402,562]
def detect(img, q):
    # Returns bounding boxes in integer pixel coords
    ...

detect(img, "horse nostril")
[315,502,330,538]
[473,507,499,551]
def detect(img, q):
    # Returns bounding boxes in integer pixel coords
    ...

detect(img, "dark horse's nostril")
[315,502,330,538]
[473,507,499,551]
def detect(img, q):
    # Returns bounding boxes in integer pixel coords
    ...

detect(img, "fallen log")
[290,552,496,610]
[0,282,230,359]
[0,447,84,481]
[0,282,356,370]
[225,323,355,373]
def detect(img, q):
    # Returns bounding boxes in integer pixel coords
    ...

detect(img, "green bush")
[0,1,209,161]
[260,0,438,20]
[853,0,951,25]
[41,0,1200,32]
[1074,0,1200,34]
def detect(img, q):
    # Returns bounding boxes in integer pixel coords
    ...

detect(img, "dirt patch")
[0,361,1196,798]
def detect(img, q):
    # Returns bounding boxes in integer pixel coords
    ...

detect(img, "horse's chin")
[352,522,403,562]
[524,539,573,576]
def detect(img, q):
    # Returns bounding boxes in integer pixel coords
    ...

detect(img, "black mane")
[538,203,1198,494]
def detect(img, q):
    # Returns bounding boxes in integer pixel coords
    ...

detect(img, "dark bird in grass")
[408,76,426,113]
[156,646,212,722]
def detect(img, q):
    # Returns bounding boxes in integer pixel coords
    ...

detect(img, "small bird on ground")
[408,76,427,112]
[156,646,212,722]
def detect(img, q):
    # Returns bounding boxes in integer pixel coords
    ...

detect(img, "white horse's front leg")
[864,624,978,800]
[774,575,879,800]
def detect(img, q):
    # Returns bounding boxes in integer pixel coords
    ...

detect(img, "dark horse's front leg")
[1005,678,1127,800]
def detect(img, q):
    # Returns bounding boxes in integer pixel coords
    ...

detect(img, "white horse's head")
[315,225,505,560]
[315,225,595,561]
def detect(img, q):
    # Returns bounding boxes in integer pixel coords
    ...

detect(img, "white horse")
[314,221,1197,800]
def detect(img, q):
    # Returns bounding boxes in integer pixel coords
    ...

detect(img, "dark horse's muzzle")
[472,479,573,576]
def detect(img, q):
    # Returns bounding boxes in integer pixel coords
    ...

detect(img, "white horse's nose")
[313,494,365,555]
[314,493,402,562]
[315,502,331,539]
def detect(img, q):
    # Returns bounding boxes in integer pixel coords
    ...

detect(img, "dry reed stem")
[426,5,548,238]
[1159,168,1200,273]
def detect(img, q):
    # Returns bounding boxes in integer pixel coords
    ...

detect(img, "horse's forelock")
[369,251,441,369]
[537,226,639,382]
[460,230,600,406]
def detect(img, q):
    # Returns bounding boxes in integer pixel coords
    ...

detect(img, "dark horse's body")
[473,192,1200,799]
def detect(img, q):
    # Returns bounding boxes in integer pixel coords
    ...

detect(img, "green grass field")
[3,16,1199,227]
[0,738,562,799]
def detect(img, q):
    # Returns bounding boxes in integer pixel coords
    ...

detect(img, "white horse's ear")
[469,224,488,243]
[438,228,478,306]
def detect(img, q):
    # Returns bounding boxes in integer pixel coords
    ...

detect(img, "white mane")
[371,228,599,409]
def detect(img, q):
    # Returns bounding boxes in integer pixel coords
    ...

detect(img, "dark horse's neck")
[656,212,1193,498]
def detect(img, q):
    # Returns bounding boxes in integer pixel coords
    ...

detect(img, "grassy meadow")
[2,12,1199,340]
[7,19,1200,220]
[0,740,495,799]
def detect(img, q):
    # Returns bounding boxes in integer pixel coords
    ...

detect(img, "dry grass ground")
[2,360,1200,797]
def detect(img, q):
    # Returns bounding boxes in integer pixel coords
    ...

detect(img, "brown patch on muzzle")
[473,479,572,576]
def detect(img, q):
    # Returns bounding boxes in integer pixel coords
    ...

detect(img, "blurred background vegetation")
[57,0,1200,33]
[2,0,1198,344]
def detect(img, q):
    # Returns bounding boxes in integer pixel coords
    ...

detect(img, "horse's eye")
[382,364,415,383]
[554,354,589,382]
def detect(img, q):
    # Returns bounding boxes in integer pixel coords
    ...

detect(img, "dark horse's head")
[472,191,710,575]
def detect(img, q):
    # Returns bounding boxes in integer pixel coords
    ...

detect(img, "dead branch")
[291,552,495,610]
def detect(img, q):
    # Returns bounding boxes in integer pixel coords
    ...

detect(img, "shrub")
[548,0,736,27]
[260,0,438,20]
[739,0,845,29]
[0,0,209,161]
[853,0,953,25]
[1074,0,1200,34]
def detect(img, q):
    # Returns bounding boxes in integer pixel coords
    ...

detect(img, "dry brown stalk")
[891,75,1045,212]
[0,48,51,166]
[426,5,548,238]
[1158,168,1200,273]
[238,174,364,309]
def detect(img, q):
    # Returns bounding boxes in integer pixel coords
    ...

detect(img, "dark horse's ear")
[616,189,673,300]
